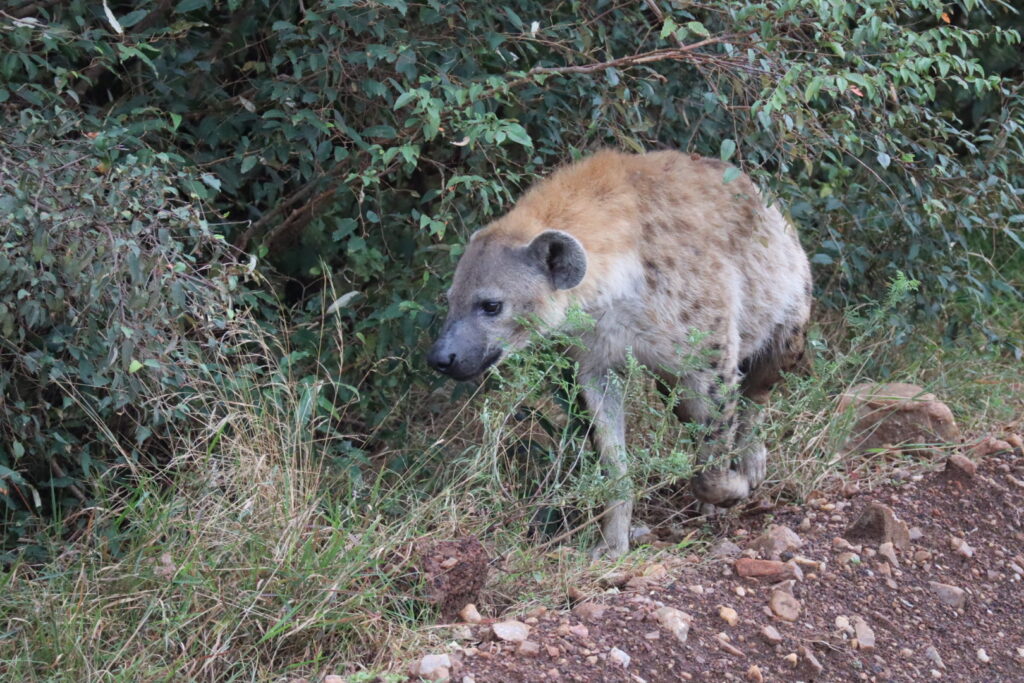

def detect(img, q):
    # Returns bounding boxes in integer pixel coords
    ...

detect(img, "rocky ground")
[408,431,1024,682]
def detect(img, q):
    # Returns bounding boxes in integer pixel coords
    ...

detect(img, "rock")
[411,653,452,680]
[837,382,960,456]
[734,558,803,581]
[837,551,861,566]
[925,644,945,669]
[969,436,1012,458]
[949,537,974,559]
[717,633,744,656]
[459,603,483,624]
[977,648,991,663]
[492,620,531,642]
[545,645,560,658]
[598,571,630,589]
[761,625,783,644]
[748,524,804,560]
[568,623,589,639]
[909,526,924,541]
[914,549,932,562]
[845,501,911,550]
[462,677,475,683]
[517,640,540,656]
[835,615,853,635]
[719,605,739,626]
[800,645,824,673]
[609,647,630,668]
[878,542,900,568]
[929,582,966,608]
[709,539,743,559]
[945,453,977,478]
[1007,433,1023,449]
[654,606,692,643]
[853,616,875,650]
[769,590,801,621]
[324,677,343,683]
[784,653,799,667]
[573,602,606,621]
[746,664,764,682]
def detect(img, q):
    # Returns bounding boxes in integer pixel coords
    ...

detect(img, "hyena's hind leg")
[732,323,810,492]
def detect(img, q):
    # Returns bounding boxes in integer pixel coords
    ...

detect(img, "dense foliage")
[1,0,1022,549]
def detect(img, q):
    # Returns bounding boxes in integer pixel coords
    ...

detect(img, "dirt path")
[411,439,1024,682]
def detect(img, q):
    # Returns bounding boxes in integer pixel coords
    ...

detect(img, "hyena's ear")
[528,230,587,290]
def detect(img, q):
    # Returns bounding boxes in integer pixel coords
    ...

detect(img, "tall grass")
[1,284,1021,680]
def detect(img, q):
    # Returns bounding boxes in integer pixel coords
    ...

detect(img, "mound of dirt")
[413,439,1024,681]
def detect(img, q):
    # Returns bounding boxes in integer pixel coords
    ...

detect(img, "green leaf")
[877,152,891,169]
[720,139,736,162]
[686,21,710,38]
[174,0,207,12]
[129,359,144,374]
[12,441,24,459]
[660,17,678,39]
[240,155,258,174]
[722,167,741,183]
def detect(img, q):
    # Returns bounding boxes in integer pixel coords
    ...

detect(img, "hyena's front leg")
[579,371,632,560]
[684,368,753,508]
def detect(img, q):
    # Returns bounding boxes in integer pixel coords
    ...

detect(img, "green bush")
[0,118,249,556]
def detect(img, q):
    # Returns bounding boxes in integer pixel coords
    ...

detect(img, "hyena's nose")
[426,346,457,374]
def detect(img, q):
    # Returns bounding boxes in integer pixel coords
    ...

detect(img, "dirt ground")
[409,436,1024,682]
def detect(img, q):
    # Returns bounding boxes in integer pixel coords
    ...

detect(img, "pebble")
[800,645,824,673]
[493,620,531,642]
[949,537,974,559]
[518,640,540,656]
[734,558,803,581]
[459,604,483,624]
[928,581,966,609]
[926,644,945,669]
[759,624,782,644]
[853,616,875,650]
[717,633,744,656]
[783,652,799,667]
[835,615,853,635]
[878,542,900,567]
[654,606,692,644]
[710,539,743,558]
[945,453,977,477]
[411,654,451,680]
[746,664,764,682]
[977,648,991,663]
[747,524,804,560]
[573,602,607,621]
[735,586,747,597]
[719,605,740,626]
[609,647,631,668]
[769,590,801,621]
[568,623,589,639]
[914,550,933,563]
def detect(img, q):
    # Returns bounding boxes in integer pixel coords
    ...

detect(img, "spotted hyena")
[427,149,812,558]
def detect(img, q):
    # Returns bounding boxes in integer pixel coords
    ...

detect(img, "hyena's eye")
[479,300,503,316]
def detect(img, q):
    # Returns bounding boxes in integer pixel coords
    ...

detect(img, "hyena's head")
[427,229,587,380]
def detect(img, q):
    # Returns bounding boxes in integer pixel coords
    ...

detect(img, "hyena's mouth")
[450,349,503,381]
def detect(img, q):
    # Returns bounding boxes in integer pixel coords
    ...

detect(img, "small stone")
[878,542,900,567]
[492,620,531,642]
[1006,433,1023,449]
[798,517,812,531]
[734,558,803,581]
[931,670,943,679]
[746,664,764,682]
[719,605,740,626]
[909,526,924,541]
[643,563,668,579]
[949,537,974,559]
[459,603,483,624]
[969,436,1012,458]
[573,602,606,621]
[688,584,705,595]
[945,453,977,477]
[748,524,804,560]
[654,606,692,643]
[853,617,875,650]
[518,640,540,656]
[462,677,475,683]
[837,551,861,566]
[769,590,801,621]
[598,571,630,589]
[609,647,630,668]
[977,648,990,663]
[761,625,783,644]
[568,623,589,639]
[800,645,824,673]
[546,668,560,680]
[929,582,966,608]
[411,654,452,680]
[735,586,747,597]
[324,677,343,683]
[710,539,743,558]
[914,550,933,562]
[845,501,911,550]
[545,645,560,658]
[835,615,853,635]
[784,652,799,667]
[717,633,744,656]
[926,644,945,669]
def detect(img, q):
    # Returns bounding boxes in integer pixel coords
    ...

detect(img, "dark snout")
[427,322,501,381]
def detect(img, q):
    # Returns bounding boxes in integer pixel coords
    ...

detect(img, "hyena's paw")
[691,469,751,508]
[736,441,768,491]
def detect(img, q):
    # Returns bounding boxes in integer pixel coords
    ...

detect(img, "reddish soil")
[413,439,1024,682]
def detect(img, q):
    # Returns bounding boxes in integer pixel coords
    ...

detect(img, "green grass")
[1,289,1021,680]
